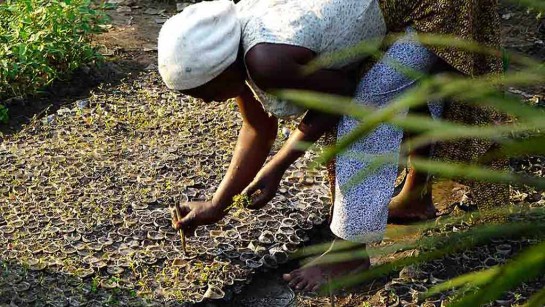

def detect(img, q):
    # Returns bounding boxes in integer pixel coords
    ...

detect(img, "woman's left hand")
[242,162,285,209]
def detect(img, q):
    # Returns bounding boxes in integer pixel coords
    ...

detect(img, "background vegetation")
[0,0,109,103]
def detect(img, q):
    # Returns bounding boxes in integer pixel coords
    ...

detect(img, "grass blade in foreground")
[424,266,501,298]
[449,241,545,307]
[408,157,545,189]
[325,222,545,292]
[292,207,545,262]
[308,32,543,74]
[337,153,545,194]
[524,286,545,307]
[278,68,545,166]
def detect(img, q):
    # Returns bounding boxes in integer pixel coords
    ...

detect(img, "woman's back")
[237,0,386,68]
[236,0,386,118]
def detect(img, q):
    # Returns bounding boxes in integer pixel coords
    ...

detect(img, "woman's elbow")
[244,115,278,140]
[261,116,278,141]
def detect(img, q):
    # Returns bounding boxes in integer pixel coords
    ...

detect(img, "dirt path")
[0,0,167,139]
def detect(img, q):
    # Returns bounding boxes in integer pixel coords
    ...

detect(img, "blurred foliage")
[0,105,8,124]
[0,0,109,101]
[279,0,545,305]
[519,0,545,19]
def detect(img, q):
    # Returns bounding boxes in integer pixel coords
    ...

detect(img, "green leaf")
[324,221,545,291]
[277,66,545,167]
[450,241,545,307]
[333,152,545,197]
[425,267,501,298]
[0,105,9,124]
[0,0,109,100]
[307,32,543,74]
[305,37,384,74]
[523,287,545,307]
[515,0,545,11]
[496,136,545,158]
[408,157,545,189]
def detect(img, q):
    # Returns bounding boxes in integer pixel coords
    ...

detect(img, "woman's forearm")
[211,90,278,210]
[246,46,361,172]
[269,110,339,172]
[258,63,357,171]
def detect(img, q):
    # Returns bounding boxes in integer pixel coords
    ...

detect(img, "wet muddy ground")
[1,0,545,306]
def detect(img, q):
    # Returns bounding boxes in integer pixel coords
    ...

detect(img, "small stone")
[502,13,513,20]
[281,127,290,139]
[57,108,73,116]
[44,114,56,124]
[145,64,158,71]
[100,48,115,56]
[177,2,190,12]
[116,6,132,13]
[143,8,165,15]
[203,285,225,300]
[155,18,168,24]
[143,44,158,52]
[80,65,91,75]
[526,193,542,203]
[398,265,422,280]
[76,99,89,109]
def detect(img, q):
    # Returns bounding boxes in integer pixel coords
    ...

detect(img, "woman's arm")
[211,85,278,209]
[267,111,334,171]
[246,43,359,154]
[241,44,358,207]
[173,85,278,233]
[246,43,358,97]
[241,110,338,208]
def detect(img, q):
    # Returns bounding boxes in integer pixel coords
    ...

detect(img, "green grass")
[0,0,109,101]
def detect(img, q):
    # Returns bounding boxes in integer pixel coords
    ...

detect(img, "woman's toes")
[310,283,322,293]
[283,269,301,282]
[295,279,308,290]
[304,281,321,292]
[288,276,303,288]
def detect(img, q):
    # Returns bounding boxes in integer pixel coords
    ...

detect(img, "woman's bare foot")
[388,166,437,224]
[388,187,437,223]
[282,240,370,292]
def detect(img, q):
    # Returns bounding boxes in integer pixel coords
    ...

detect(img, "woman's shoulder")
[237,0,385,58]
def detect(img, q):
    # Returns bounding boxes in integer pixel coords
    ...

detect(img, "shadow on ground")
[0,259,150,306]
[0,54,148,139]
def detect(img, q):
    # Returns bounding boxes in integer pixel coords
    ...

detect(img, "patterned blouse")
[236,0,386,118]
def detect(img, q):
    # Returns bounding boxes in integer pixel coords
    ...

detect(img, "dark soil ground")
[1,1,545,306]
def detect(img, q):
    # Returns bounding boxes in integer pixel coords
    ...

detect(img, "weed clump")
[230,194,251,210]
[227,194,251,218]
[0,0,109,100]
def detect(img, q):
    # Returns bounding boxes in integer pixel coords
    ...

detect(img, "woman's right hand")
[170,201,226,236]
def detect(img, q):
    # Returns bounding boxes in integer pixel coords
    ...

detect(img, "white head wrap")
[158,1,241,90]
